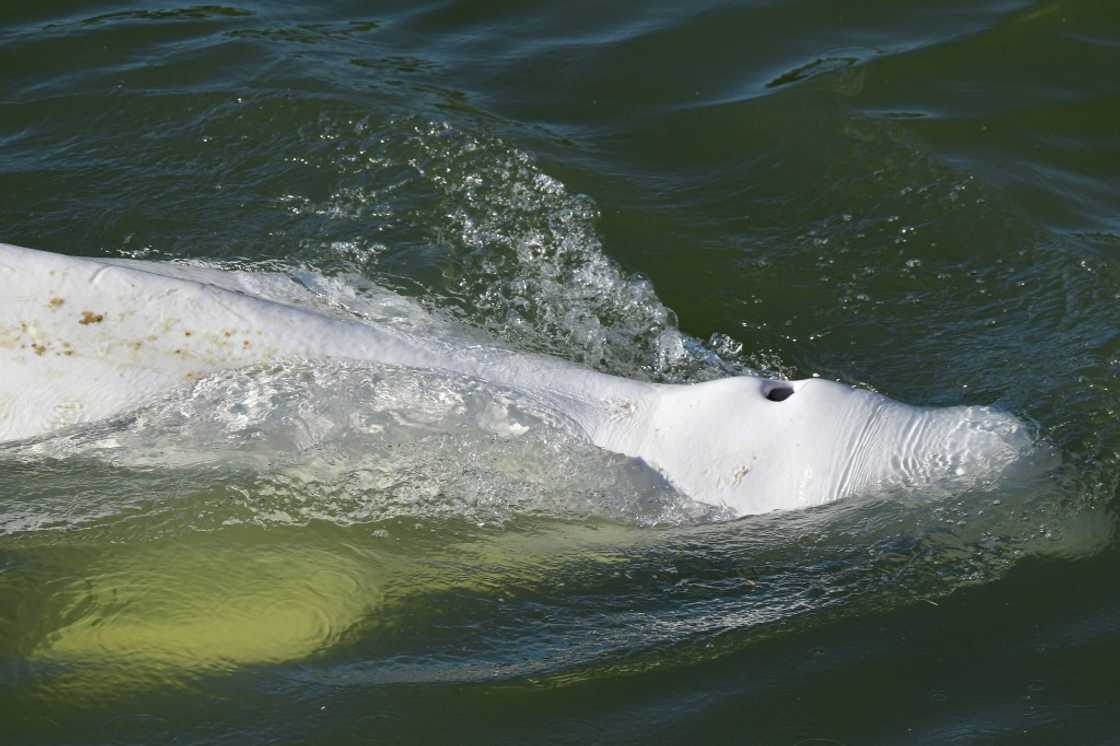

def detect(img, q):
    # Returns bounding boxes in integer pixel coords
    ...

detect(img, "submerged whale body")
[0,242,1030,516]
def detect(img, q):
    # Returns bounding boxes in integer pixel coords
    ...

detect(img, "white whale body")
[0,242,1030,516]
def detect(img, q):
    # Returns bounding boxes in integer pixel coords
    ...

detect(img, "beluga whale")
[0,242,1031,516]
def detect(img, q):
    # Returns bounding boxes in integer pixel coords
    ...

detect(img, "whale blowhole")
[764,384,795,402]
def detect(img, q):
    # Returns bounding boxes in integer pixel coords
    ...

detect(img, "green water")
[2,1,1119,743]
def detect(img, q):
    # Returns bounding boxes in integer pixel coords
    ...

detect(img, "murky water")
[2,1,1119,743]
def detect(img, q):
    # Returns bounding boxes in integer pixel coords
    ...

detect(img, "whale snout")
[850,401,1036,499]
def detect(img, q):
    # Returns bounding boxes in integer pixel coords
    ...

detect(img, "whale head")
[639,375,1033,515]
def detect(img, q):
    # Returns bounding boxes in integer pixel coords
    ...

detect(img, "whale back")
[0,243,640,444]
[0,243,454,441]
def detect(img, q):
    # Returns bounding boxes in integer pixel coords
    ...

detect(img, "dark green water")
[2,1,1119,743]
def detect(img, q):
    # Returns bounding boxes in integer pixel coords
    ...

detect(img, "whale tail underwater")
[0,242,1034,516]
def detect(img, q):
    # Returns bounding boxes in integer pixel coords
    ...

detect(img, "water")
[1,1,1118,742]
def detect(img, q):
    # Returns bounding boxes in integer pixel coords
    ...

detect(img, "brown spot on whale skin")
[184,330,192,337]
[48,297,64,309]
[242,339,251,349]
[79,311,105,325]
[223,329,233,338]
[32,343,46,356]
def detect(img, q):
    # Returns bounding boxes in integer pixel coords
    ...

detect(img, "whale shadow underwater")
[0,242,1035,517]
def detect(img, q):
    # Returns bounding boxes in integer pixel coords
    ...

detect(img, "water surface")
[2,1,1119,743]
